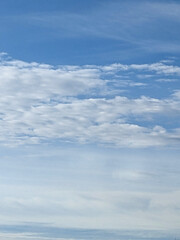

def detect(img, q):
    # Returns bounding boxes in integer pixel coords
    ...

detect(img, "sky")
[0,0,180,239]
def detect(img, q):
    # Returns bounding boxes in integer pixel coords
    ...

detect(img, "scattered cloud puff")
[0,54,180,147]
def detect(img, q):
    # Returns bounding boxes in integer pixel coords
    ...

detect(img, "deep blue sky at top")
[1,0,180,65]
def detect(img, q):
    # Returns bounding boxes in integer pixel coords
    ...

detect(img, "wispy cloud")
[0,140,179,232]
[16,0,180,54]
[0,224,178,240]
[1,186,180,230]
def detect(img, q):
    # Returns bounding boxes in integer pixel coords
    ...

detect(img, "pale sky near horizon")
[0,0,180,239]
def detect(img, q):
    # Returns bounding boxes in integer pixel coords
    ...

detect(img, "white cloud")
[130,63,180,75]
[156,78,178,82]
[0,55,180,147]
[173,90,180,99]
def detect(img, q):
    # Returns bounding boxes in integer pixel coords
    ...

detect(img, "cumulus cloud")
[0,55,180,147]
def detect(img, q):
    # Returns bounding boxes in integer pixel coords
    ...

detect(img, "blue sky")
[0,0,180,239]
[1,0,180,65]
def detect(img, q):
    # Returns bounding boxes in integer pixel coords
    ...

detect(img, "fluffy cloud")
[0,55,180,147]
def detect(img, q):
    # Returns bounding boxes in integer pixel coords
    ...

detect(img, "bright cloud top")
[0,54,180,147]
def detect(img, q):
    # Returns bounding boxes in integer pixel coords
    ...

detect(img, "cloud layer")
[0,54,180,147]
